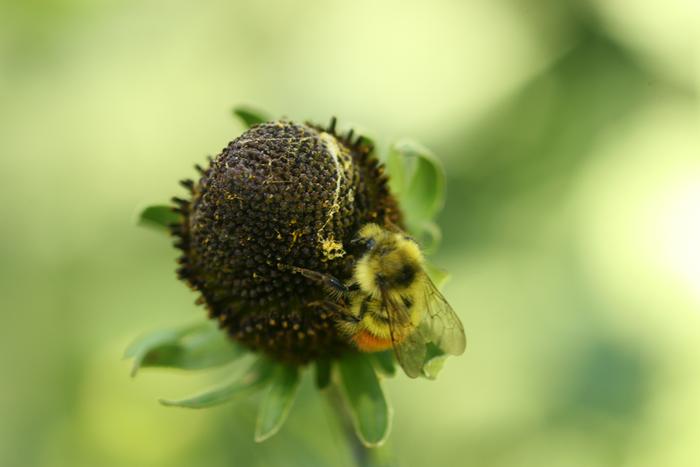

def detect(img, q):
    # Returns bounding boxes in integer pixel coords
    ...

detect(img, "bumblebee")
[292,224,466,377]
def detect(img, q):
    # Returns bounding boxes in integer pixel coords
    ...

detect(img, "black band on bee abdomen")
[359,295,372,318]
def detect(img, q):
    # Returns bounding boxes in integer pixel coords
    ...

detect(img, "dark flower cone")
[171,120,402,363]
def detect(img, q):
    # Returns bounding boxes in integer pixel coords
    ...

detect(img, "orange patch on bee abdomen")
[353,330,393,352]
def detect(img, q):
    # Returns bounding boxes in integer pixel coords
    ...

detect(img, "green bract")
[126,321,244,377]
[128,105,454,447]
[136,205,181,232]
[232,105,272,128]
[386,139,446,252]
[338,354,391,447]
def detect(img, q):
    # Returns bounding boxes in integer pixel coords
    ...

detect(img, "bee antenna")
[345,129,354,144]
[327,116,337,134]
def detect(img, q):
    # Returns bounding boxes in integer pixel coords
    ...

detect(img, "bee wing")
[421,277,466,356]
[382,291,427,378]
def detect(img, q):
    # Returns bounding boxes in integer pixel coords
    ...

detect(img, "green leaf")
[338,354,391,447]
[315,358,332,390]
[397,139,446,219]
[126,322,204,375]
[385,140,446,251]
[255,364,301,442]
[142,327,245,372]
[410,220,442,254]
[385,144,407,197]
[425,262,451,289]
[233,105,272,128]
[421,344,448,380]
[126,321,245,377]
[125,325,194,360]
[370,351,396,377]
[137,205,180,231]
[160,358,274,409]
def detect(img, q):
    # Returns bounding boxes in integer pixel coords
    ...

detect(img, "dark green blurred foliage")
[440,28,650,251]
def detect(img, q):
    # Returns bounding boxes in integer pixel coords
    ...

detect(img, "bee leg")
[289,266,350,295]
[308,300,361,323]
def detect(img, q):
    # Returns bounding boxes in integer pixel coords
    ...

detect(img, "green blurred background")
[2,0,699,466]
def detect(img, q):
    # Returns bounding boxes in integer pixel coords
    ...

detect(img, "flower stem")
[324,384,393,467]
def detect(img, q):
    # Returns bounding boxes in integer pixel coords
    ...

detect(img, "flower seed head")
[172,120,401,363]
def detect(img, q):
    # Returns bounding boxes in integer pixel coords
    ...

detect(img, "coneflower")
[172,119,401,363]
[129,106,457,454]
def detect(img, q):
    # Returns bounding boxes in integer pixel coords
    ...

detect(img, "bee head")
[349,223,384,254]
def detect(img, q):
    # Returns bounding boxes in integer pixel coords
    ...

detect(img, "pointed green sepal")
[137,204,181,231]
[315,358,332,390]
[338,354,392,447]
[255,364,301,442]
[160,358,274,409]
[126,321,245,377]
[233,105,272,128]
[370,351,396,378]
